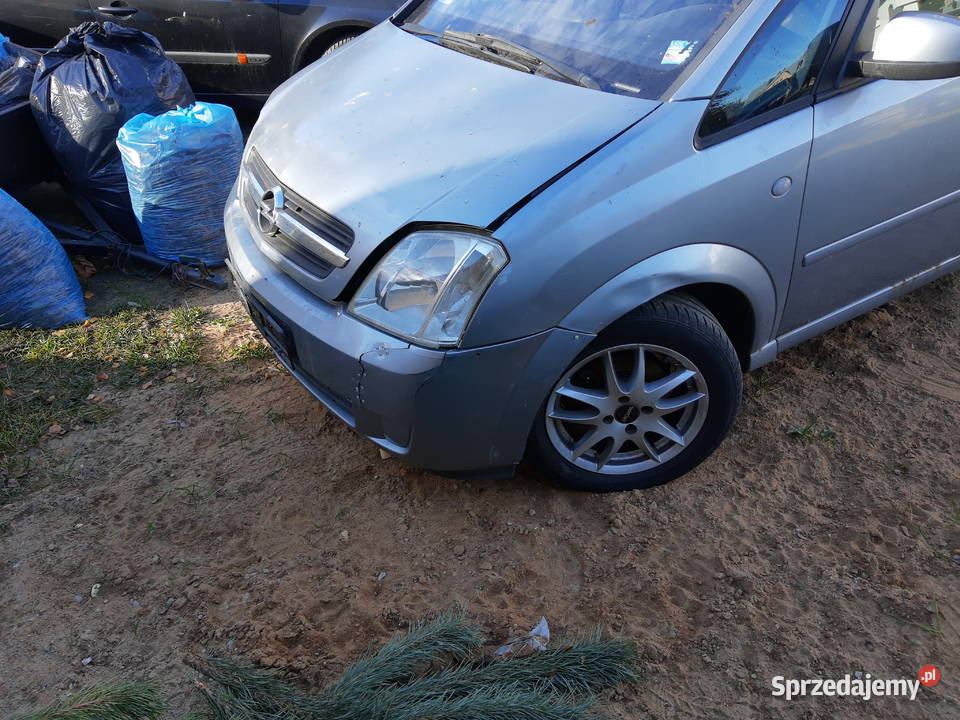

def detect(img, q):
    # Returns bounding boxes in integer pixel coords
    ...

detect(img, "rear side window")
[698,0,849,143]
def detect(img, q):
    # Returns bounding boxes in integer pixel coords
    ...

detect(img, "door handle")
[97,4,139,17]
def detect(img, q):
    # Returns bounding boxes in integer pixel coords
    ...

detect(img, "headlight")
[348,230,508,347]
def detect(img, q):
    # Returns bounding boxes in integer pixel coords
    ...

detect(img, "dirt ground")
[2,268,959,719]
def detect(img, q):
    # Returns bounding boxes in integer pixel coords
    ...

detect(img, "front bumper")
[224,191,593,474]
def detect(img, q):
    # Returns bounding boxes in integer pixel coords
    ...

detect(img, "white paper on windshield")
[661,40,696,65]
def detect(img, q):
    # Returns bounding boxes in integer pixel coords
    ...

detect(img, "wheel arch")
[559,244,779,371]
[293,20,376,71]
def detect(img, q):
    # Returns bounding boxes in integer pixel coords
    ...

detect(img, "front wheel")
[524,295,742,492]
[321,33,363,58]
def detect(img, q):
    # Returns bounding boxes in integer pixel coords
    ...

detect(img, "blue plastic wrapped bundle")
[117,102,242,264]
[0,189,87,329]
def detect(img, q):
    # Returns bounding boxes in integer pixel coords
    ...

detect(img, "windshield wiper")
[400,23,597,90]
[399,22,443,39]
[444,30,597,89]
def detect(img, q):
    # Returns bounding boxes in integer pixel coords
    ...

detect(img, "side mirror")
[857,11,960,80]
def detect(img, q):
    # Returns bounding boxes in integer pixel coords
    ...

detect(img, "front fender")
[560,244,778,368]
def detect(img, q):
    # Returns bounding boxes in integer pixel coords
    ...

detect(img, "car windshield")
[402,0,750,99]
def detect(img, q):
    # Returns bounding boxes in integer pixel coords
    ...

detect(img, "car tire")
[321,33,363,58]
[524,294,742,492]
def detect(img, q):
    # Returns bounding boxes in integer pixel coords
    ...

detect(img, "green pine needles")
[193,609,637,720]
[12,609,638,720]
[12,683,167,720]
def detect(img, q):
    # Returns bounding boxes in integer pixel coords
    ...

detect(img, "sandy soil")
[2,271,959,719]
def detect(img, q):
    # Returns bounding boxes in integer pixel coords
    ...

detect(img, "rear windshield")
[403,0,750,99]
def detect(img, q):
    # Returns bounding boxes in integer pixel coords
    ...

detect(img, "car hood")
[247,22,659,297]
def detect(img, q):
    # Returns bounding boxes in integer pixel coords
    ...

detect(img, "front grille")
[242,148,354,279]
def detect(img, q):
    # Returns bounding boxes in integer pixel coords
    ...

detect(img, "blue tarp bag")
[31,22,194,241]
[0,189,87,329]
[117,102,242,264]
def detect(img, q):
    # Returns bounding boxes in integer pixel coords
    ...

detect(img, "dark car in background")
[0,0,404,99]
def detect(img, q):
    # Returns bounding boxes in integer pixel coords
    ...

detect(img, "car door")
[87,0,283,96]
[0,1,94,48]
[692,0,852,340]
[779,0,960,336]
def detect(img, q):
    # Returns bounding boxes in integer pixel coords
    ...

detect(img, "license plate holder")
[243,292,297,367]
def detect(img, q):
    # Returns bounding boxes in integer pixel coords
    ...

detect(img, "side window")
[698,0,849,142]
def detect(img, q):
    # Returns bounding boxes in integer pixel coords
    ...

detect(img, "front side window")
[401,0,752,100]
[698,0,849,141]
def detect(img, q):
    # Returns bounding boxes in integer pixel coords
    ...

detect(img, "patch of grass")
[220,408,250,447]
[748,369,782,399]
[174,482,215,506]
[786,421,837,442]
[0,304,207,460]
[221,338,274,363]
[886,601,945,637]
[152,482,218,507]
[207,313,246,329]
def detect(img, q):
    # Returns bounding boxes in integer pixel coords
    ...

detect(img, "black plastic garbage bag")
[0,188,87,329]
[0,35,40,111]
[30,22,194,240]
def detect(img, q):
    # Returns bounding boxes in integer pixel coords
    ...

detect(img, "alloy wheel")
[545,343,709,475]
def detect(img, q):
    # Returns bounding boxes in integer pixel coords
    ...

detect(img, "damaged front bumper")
[224,191,594,476]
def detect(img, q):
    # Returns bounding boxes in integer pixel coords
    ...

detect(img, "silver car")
[225,0,960,492]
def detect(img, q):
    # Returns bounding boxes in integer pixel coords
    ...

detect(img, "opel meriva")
[226,0,960,491]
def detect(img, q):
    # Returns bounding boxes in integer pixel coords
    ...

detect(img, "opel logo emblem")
[257,185,284,236]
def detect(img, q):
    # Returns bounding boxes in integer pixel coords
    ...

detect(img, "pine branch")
[11,612,637,720]
[387,685,600,720]
[381,633,638,706]
[187,657,313,720]
[11,684,166,720]
[186,617,636,720]
[330,606,484,695]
